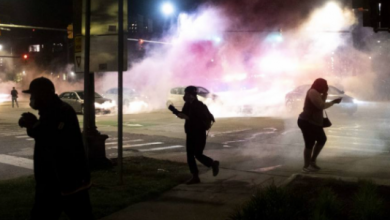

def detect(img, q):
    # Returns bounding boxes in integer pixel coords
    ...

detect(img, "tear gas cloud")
[0,1,382,117]
[95,0,380,117]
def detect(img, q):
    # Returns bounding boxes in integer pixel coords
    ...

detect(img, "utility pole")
[118,0,124,184]
[76,0,111,169]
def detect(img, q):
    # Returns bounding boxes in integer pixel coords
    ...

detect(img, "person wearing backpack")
[170,86,219,184]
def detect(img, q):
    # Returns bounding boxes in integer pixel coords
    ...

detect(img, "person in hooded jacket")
[19,77,93,220]
[172,86,220,184]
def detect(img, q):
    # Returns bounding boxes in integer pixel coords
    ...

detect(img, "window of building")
[29,45,40,52]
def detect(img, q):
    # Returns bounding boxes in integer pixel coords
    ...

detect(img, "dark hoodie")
[181,99,210,134]
[27,95,90,194]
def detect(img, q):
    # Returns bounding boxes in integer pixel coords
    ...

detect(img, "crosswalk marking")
[105,139,143,146]
[0,154,33,170]
[107,137,130,141]
[108,142,163,149]
[139,145,184,152]
[3,132,25,136]
[124,142,163,147]
[16,135,30,138]
[329,146,389,153]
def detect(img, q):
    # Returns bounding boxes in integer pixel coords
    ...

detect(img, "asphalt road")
[1,100,390,181]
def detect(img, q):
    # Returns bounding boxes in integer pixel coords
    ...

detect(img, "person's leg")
[63,190,94,220]
[16,98,19,107]
[186,134,201,184]
[193,131,213,167]
[12,97,14,108]
[30,188,62,220]
[298,119,316,168]
[193,131,220,176]
[311,127,327,167]
[186,134,199,175]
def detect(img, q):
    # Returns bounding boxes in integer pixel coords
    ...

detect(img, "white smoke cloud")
[93,1,378,118]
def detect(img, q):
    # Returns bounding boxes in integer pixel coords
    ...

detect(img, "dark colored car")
[59,91,115,114]
[285,85,358,115]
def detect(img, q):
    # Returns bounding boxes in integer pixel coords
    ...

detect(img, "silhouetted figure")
[11,87,19,108]
[169,86,219,184]
[298,78,342,173]
[18,77,93,220]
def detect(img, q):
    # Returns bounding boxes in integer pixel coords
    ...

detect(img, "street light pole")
[118,0,124,185]
[83,0,92,148]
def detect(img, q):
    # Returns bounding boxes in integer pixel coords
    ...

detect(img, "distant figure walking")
[11,87,19,108]
[169,86,219,184]
[18,77,93,220]
[298,78,342,173]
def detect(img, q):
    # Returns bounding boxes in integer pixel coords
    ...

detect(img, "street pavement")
[2,100,390,219]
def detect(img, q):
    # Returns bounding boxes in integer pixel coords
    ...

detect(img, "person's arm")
[177,104,189,120]
[308,89,334,110]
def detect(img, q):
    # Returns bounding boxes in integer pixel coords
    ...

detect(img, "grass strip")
[0,156,189,220]
[230,177,390,220]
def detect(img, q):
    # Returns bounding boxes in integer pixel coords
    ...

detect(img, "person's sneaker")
[310,163,321,170]
[302,166,317,173]
[212,161,220,177]
[186,176,201,185]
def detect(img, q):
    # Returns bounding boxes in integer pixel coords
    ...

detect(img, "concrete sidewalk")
[100,168,289,220]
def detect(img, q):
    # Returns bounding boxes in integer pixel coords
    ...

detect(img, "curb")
[279,173,390,187]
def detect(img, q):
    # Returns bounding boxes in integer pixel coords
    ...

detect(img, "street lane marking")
[3,132,26,136]
[252,165,282,172]
[329,146,389,153]
[105,139,143,146]
[108,142,163,149]
[123,142,163,148]
[223,130,276,145]
[16,135,30,138]
[124,124,143,127]
[0,154,33,170]
[327,134,388,143]
[107,137,131,141]
[139,145,184,152]
[27,138,34,141]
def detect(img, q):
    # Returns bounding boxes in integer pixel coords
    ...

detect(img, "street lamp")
[161,2,174,16]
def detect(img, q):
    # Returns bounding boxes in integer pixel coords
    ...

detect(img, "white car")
[103,87,148,111]
[0,93,11,104]
[166,86,218,108]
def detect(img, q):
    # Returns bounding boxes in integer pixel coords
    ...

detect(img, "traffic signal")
[381,1,390,28]
[23,54,28,60]
[67,24,73,39]
[353,0,390,31]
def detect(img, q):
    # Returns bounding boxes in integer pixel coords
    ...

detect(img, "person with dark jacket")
[298,78,342,173]
[11,87,19,108]
[171,86,219,184]
[18,77,93,220]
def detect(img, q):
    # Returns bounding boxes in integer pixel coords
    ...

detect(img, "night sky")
[0,0,201,28]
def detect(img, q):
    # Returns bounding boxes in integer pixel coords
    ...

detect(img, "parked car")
[166,86,219,108]
[0,93,11,104]
[59,90,115,114]
[103,87,148,107]
[285,85,358,115]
